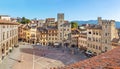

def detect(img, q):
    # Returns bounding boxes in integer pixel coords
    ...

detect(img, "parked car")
[85,51,94,57]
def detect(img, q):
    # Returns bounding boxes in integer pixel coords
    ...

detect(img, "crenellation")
[86,17,119,55]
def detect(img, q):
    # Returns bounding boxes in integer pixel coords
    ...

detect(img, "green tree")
[20,17,30,24]
[71,22,78,28]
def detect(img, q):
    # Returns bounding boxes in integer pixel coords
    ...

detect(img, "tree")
[71,22,78,28]
[20,17,31,24]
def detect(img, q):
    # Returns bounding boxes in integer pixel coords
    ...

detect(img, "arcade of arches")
[0,36,18,60]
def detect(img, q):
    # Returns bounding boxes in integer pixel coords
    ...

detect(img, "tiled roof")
[47,26,58,30]
[0,19,19,25]
[56,47,120,69]
[79,33,87,35]
[63,23,71,26]
[71,29,80,34]
[37,27,48,32]
[87,24,102,29]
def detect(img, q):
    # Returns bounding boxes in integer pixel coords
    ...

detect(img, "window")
[88,44,89,47]
[93,38,95,41]
[96,38,98,42]
[89,32,91,34]
[3,25,5,28]
[60,33,62,37]
[90,44,92,48]
[67,29,69,31]
[88,37,91,41]
[3,32,5,40]
[96,45,98,49]
[105,39,107,43]
[99,32,101,36]
[105,33,107,36]
[7,31,9,38]
[55,38,57,40]
[99,46,101,50]
[52,38,54,40]
[93,32,95,35]
[98,38,100,42]
[93,45,95,49]
[96,32,98,35]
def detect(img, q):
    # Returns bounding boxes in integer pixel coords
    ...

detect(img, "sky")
[0,0,120,21]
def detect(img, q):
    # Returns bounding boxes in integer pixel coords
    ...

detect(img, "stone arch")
[71,44,75,48]
[2,44,5,54]
[10,40,12,47]
[2,44,5,59]
[64,43,69,48]
[6,42,9,50]
[12,38,14,46]
[15,36,17,44]
[14,37,15,44]
[93,52,97,56]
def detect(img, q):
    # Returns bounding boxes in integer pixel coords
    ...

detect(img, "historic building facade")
[17,14,71,48]
[86,17,119,55]
[0,19,19,62]
[71,28,80,47]
[47,27,58,46]
[37,27,48,46]
[78,33,87,50]
[57,13,71,47]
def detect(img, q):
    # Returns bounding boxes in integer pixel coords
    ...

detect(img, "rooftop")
[87,24,102,29]
[58,47,120,69]
[71,29,80,34]
[0,19,19,25]
[0,15,10,17]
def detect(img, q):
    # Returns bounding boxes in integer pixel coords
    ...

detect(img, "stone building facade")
[37,27,48,46]
[19,13,71,47]
[57,13,71,47]
[0,19,19,62]
[86,17,119,55]
[78,33,87,50]
[71,29,80,47]
[87,25,102,55]
[47,27,58,46]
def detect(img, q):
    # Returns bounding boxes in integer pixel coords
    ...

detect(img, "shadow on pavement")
[20,47,87,65]
[9,57,21,63]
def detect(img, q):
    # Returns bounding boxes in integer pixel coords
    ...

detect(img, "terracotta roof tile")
[55,47,120,69]
[0,19,19,25]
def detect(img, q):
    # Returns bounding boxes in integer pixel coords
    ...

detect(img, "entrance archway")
[6,42,9,50]
[71,44,75,48]
[2,44,5,60]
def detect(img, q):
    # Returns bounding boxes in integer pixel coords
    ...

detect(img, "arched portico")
[2,44,5,60]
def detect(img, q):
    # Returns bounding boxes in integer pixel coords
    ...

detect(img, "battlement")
[98,17,115,25]
[101,20,115,25]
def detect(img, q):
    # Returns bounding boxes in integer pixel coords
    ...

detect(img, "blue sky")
[0,0,120,21]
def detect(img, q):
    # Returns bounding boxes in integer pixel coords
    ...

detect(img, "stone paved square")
[12,43,87,69]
